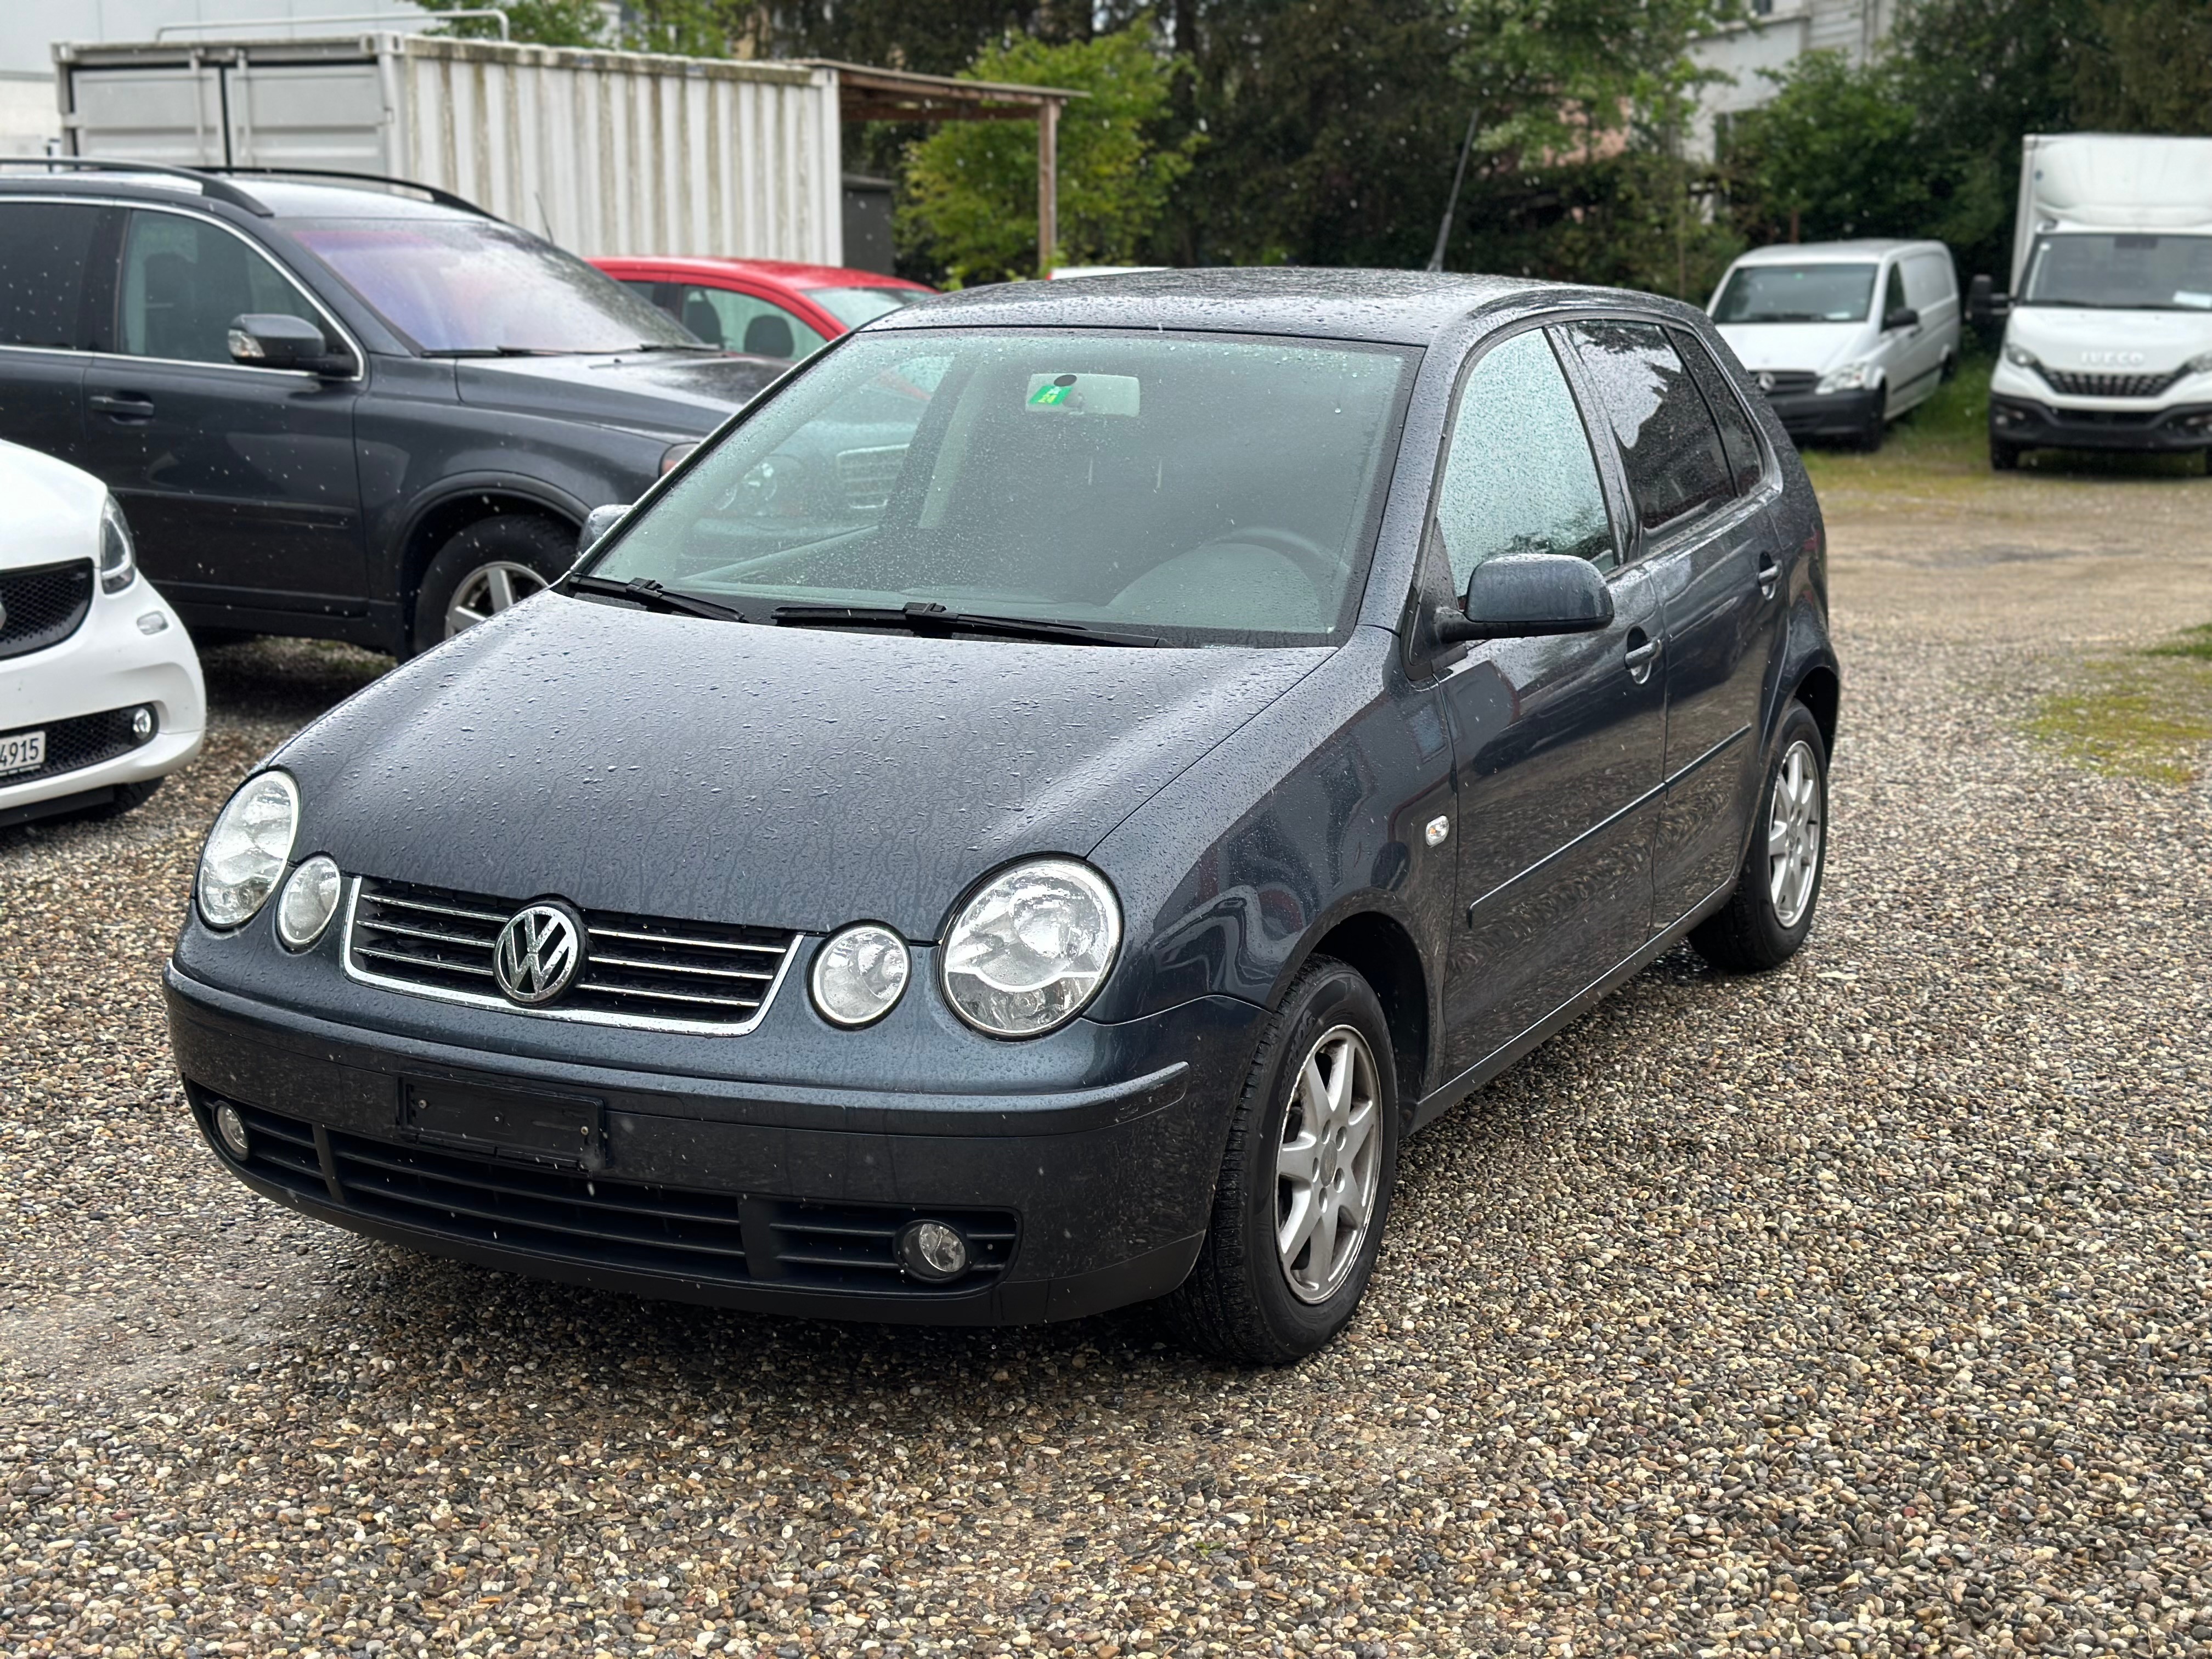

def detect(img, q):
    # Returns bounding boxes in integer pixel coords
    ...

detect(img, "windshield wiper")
[772,601,1165,648]
[420,345,569,357]
[627,341,726,353]
[569,574,750,622]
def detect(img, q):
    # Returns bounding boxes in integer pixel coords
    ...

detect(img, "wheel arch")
[1289,907,1431,1119]
[395,482,586,640]
[1793,663,1840,755]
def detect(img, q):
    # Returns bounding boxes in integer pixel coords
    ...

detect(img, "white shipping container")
[54,32,845,266]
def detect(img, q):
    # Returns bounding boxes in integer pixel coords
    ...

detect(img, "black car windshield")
[810,286,926,328]
[586,329,1415,646]
[289,219,700,353]
[1712,263,1877,323]
[2022,234,2212,310]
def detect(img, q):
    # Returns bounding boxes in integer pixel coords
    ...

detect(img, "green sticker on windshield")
[1024,373,1140,416]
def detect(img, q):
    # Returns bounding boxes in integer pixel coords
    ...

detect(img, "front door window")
[118,211,323,365]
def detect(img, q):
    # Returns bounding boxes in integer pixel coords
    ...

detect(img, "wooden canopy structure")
[804,61,1084,277]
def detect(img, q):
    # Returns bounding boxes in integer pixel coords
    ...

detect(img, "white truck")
[52,31,847,266]
[1974,133,2212,472]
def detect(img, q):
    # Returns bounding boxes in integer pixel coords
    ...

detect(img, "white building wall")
[1688,0,1898,159]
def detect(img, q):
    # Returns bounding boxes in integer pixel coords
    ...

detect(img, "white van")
[1977,134,2212,472]
[1708,239,1962,452]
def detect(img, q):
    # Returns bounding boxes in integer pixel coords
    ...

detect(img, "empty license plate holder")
[400,1077,605,1171]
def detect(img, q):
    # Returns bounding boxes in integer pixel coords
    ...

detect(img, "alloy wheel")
[446,561,550,637]
[1767,737,1824,929]
[1274,1024,1382,1304]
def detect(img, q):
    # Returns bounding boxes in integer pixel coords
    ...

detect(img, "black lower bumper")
[1990,394,2212,453]
[167,966,1259,1325]
[1763,386,1880,439]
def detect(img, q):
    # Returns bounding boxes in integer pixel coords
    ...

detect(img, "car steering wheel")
[1194,525,1341,591]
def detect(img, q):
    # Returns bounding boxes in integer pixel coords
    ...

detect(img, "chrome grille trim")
[341,877,802,1036]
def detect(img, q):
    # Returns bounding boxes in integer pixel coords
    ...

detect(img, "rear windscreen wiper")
[569,574,750,622]
[772,601,1164,648]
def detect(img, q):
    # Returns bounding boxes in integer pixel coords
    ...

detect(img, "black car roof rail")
[208,166,492,219]
[0,155,273,215]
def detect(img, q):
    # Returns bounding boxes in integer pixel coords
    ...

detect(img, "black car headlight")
[197,771,300,929]
[940,859,1120,1038]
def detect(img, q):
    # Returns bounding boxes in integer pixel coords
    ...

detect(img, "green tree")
[1722,51,1932,244]
[2074,0,2212,132]
[410,0,608,46]
[899,26,1200,284]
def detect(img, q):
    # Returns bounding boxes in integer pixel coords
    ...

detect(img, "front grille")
[0,558,94,660]
[2041,368,2181,399]
[1751,370,1818,398]
[0,705,154,786]
[345,877,799,1034]
[198,1092,1017,1295]
[836,444,907,511]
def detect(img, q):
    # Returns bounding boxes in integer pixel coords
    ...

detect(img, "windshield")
[2022,234,2212,310]
[289,219,700,353]
[586,329,1415,646]
[1712,263,1877,323]
[810,286,926,328]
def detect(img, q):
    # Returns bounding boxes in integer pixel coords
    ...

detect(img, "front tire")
[1166,958,1400,1364]
[1857,394,1887,453]
[1990,436,2023,471]
[1690,701,1829,972]
[409,514,575,656]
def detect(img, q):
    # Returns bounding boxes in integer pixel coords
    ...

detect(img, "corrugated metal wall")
[388,39,842,265]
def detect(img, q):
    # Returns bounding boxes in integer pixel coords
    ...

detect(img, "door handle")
[1757,552,1780,601]
[90,392,156,422]
[1623,631,1658,684]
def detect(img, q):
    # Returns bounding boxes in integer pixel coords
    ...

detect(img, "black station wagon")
[167,270,1839,1363]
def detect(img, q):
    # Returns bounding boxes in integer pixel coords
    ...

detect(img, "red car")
[590,257,933,360]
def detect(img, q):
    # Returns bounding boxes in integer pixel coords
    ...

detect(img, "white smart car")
[1,440,205,828]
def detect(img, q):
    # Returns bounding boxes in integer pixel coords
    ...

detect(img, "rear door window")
[1669,329,1764,495]
[1431,328,1617,586]
[119,211,324,365]
[1564,319,1733,534]
[0,200,108,349]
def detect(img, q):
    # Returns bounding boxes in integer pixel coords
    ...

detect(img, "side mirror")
[1434,553,1615,645]
[1882,305,1920,331]
[1967,275,2008,325]
[228,313,352,375]
[579,502,631,553]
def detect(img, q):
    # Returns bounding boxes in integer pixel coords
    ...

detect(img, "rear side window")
[0,201,104,349]
[1670,329,1763,495]
[1902,251,1954,308]
[1431,329,1616,585]
[119,211,322,365]
[1565,319,1732,533]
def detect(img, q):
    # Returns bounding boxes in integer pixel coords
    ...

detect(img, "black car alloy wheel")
[411,515,578,655]
[1170,957,1401,1364]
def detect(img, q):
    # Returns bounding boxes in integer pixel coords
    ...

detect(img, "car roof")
[868,266,1580,347]
[592,255,931,292]
[1733,239,1944,266]
[0,170,489,224]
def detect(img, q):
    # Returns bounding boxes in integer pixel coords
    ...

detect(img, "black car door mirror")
[1882,305,1920,331]
[1967,274,2010,324]
[579,503,631,552]
[1434,554,1615,645]
[228,313,353,376]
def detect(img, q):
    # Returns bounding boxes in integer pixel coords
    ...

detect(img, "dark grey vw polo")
[167,269,1839,1363]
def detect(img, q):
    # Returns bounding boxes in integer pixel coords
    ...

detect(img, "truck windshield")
[289,219,702,354]
[2022,234,2212,310]
[585,329,1415,647]
[1712,264,1877,324]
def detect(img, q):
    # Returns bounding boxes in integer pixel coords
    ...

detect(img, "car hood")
[1713,321,1870,374]
[2004,305,2212,375]
[276,596,1328,939]
[452,351,787,435]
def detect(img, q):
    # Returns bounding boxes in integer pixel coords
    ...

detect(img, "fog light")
[129,706,155,741]
[215,1101,251,1159]
[276,855,342,950]
[897,1220,970,1283]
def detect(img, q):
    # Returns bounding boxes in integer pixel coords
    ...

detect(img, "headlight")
[941,859,1120,1038]
[2003,344,2043,371]
[98,495,137,594]
[659,440,698,476]
[275,854,342,950]
[1816,360,1876,394]
[2185,349,2212,376]
[810,922,910,1027]
[197,771,300,929]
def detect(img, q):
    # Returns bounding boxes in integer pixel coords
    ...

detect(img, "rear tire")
[1990,436,2023,471]
[1690,701,1829,973]
[1165,958,1400,1365]
[409,515,576,656]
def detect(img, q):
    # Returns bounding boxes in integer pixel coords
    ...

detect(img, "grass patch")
[2025,623,2212,786]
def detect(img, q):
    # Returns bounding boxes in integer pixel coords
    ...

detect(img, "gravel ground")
[4,468,2211,1659]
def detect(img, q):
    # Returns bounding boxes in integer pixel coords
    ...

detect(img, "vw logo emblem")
[1756,371,1776,393]
[494,902,584,1005]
